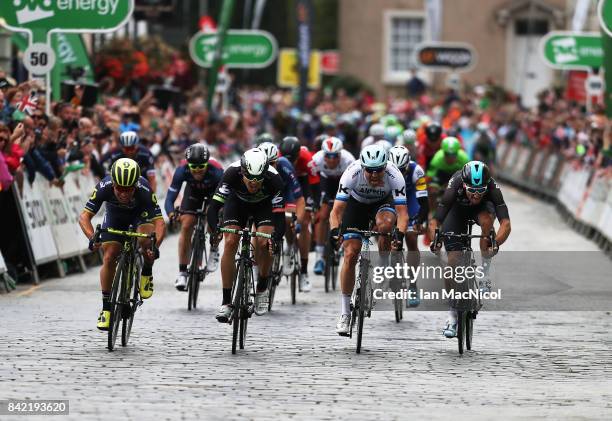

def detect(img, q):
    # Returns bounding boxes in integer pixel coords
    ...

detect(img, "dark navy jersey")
[164,158,224,215]
[212,161,285,209]
[275,156,303,204]
[101,145,155,176]
[84,175,163,221]
[435,170,509,222]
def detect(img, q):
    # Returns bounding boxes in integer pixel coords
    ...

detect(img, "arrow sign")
[189,29,278,69]
[415,42,477,72]
[540,32,603,70]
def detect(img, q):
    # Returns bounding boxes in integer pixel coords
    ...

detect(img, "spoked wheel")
[465,311,474,351]
[290,270,297,305]
[231,264,245,355]
[121,260,140,347]
[231,307,240,355]
[356,284,366,354]
[394,296,403,323]
[108,259,125,351]
[187,242,201,311]
[268,253,281,311]
[239,308,248,350]
[457,310,465,355]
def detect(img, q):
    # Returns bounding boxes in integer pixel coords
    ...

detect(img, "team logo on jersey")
[394,186,406,196]
[219,184,230,195]
[338,184,349,195]
[89,188,97,201]
[151,193,158,204]
[415,178,427,191]
[272,194,283,205]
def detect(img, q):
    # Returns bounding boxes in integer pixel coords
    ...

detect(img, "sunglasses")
[114,185,135,194]
[243,173,264,182]
[465,185,487,195]
[188,163,208,171]
[364,165,386,174]
[324,153,340,159]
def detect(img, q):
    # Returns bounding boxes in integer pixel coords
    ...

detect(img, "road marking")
[17,285,42,297]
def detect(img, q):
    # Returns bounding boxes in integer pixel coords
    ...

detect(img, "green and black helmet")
[110,157,141,187]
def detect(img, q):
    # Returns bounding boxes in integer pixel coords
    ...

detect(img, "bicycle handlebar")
[219,226,273,239]
[344,227,392,238]
[432,228,496,250]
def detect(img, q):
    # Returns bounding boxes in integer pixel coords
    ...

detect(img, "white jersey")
[312,149,355,178]
[336,160,407,205]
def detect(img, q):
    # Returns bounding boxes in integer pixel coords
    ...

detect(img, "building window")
[384,10,427,83]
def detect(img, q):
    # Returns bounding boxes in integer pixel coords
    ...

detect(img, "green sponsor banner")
[191,30,277,69]
[540,32,603,69]
[51,33,94,100]
[0,0,133,35]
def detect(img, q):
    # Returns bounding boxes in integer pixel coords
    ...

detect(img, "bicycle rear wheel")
[231,262,245,354]
[268,250,281,311]
[457,310,465,355]
[356,284,366,354]
[108,256,126,351]
[188,238,202,311]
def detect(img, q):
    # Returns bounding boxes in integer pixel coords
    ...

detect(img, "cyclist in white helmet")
[360,123,385,149]
[329,143,409,336]
[310,136,355,275]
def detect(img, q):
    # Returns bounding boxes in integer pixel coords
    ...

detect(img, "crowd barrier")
[0,156,185,284]
[496,139,612,253]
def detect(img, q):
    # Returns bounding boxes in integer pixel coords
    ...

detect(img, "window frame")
[382,9,429,84]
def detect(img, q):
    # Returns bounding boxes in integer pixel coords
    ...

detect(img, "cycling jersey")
[101,145,156,177]
[426,149,469,187]
[336,161,407,206]
[275,156,303,205]
[291,146,320,184]
[208,161,286,237]
[435,170,509,223]
[399,161,429,225]
[84,176,162,243]
[311,149,355,179]
[164,158,224,215]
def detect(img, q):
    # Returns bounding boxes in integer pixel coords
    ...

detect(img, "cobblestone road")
[2,185,611,420]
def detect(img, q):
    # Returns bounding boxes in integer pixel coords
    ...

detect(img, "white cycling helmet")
[360,144,387,169]
[258,142,279,163]
[369,123,385,137]
[119,130,139,147]
[388,145,410,170]
[241,148,268,177]
[401,129,417,144]
[322,136,343,154]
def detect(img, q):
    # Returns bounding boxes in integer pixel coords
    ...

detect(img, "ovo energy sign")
[540,32,603,69]
[0,0,134,35]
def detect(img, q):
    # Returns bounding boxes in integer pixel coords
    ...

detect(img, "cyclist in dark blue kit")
[164,144,224,290]
[101,130,157,193]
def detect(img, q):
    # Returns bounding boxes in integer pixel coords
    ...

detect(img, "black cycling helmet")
[314,134,328,150]
[425,122,442,142]
[185,143,210,164]
[461,161,491,187]
[255,132,274,145]
[279,136,301,162]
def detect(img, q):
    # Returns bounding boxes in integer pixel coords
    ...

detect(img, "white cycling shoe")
[282,248,294,276]
[206,247,220,273]
[174,272,188,291]
[443,319,457,338]
[215,304,233,323]
[336,314,351,336]
[299,273,311,292]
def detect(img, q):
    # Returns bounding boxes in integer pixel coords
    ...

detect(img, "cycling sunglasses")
[243,173,264,182]
[114,184,136,194]
[324,152,340,159]
[188,162,208,171]
[364,165,386,174]
[465,185,487,195]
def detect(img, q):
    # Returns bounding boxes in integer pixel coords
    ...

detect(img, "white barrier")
[598,188,612,242]
[578,171,610,230]
[0,250,7,274]
[557,166,591,217]
[17,178,59,265]
[63,173,90,253]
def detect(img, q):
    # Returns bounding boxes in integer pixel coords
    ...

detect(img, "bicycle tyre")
[331,254,338,291]
[231,261,245,354]
[290,270,297,305]
[394,297,402,323]
[268,251,281,311]
[240,263,252,349]
[457,310,465,355]
[108,255,125,351]
[466,311,473,351]
[356,286,366,354]
[188,236,202,311]
[121,256,140,347]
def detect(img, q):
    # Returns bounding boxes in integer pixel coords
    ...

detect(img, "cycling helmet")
[279,136,301,162]
[119,130,139,147]
[401,129,417,145]
[388,145,410,170]
[241,148,269,177]
[461,161,490,187]
[255,132,274,145]
[425,122,442,142]
[258,142,279,163]
[314,134,328,150]
[185,143,210,164]
[441,136,461,155]
[360,144,387,169]
[111,157,141,187]
[322,136,343,154]
[369,123,385,138]
[385,125,402,143]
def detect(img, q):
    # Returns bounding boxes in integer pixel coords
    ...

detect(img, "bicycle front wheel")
[356,285,366,354]
[457,310,465,355]
[465,311,474,351]
[108,255,126,351]
[122,257,140,346]
[231,262,246,354]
